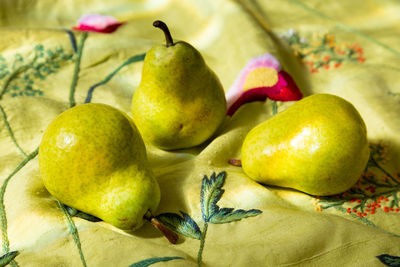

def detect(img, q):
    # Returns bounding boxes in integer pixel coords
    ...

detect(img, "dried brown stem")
[144,210,178,244]
[228,159,242,167]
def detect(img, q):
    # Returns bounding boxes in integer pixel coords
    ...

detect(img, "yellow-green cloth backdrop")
[1,0,400,266]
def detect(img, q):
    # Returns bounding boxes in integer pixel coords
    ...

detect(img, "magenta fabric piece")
[73,23,124,33]
[227,71,303,116]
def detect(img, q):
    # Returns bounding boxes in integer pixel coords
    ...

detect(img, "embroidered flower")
[280,30,366,73]
[226,53,302,116]
[73,14,124,33]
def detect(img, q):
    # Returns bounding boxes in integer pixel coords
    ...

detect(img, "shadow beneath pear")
[195,102,274,168]
[29,181,52,200]
[253,138,399,202]
[260,183,316,197]
[23,169,51,200]
[128,220,186,245]
[134,148,197,243]
[155,159,196,211]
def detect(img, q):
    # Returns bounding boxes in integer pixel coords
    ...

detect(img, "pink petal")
[267,71,303,101]
[73,14,123,33]
[227,71,302,116]
[226,53,281,108]
[227,85,281,116]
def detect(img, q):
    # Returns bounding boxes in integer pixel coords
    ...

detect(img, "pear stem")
[228,159,242,167]
[153,20,174,47]
[144,210,179,244]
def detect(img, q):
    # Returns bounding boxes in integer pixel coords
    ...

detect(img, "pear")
[131,20,226,150]
[241,94,370,196]
[39,103,160,231]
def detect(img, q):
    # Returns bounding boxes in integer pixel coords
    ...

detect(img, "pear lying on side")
[131,21,226,150]
[241,94,370,196]
[39,103,160,230]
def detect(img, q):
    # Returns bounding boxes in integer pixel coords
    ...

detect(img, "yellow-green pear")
[241,94,370,196]
[39,103,160,230]
[131,20,226,150]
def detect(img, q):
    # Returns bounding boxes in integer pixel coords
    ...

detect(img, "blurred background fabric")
[0,0,400,266]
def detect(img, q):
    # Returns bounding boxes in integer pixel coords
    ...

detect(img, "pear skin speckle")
[241,94,370,196]
[39,103,160,230]
[131,41,226,150]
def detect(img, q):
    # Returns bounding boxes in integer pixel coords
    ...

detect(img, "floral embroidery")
[280,29,365,73]
[0,19,396,265]
[73,14,124,34]
[0,45,72,99]
[0,36,172,266]
[84,53,145,103]
[68,15,124,107]
[225,53,302,116]
[156,172,262,267]
[313,141,400,222]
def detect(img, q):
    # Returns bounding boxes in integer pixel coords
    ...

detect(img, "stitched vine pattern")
[0,23,398,267]
[0,31,79,266]
[280,29,365,73]
[128,257,184,267]
[156,171,262,267]
[55,30,179,267]
[0,28,187,266]
[0,45,73,99]
[312,141,400,234]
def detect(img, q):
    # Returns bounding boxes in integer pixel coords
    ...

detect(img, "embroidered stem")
[69,32,88,108]
[334,206,400,238]
[362,176,396,188]
[0,65,29,100]
[320,200,346,209]
[84,53,145,103]
[0,52,40,100]
[197,222,208,267]
[391,192,399,208]
[0,147,39,265]
[0,105,27,157]
[272,101,278,115]
[129,256,184,267]
[370,156,399,185]
[56,201,87,267]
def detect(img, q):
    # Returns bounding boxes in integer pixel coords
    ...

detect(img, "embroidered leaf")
[0,45,73,99]
[376,254,400,266]
[65,205,101,222]
[74,211,102,222]
[209,208,262,224]
[200,172,226,222]
[0,251,19,267]
[156,211,201,240]
[129,256,184,267]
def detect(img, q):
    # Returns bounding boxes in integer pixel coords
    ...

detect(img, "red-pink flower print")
[73,14,124,33]
[226,53,302,116]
